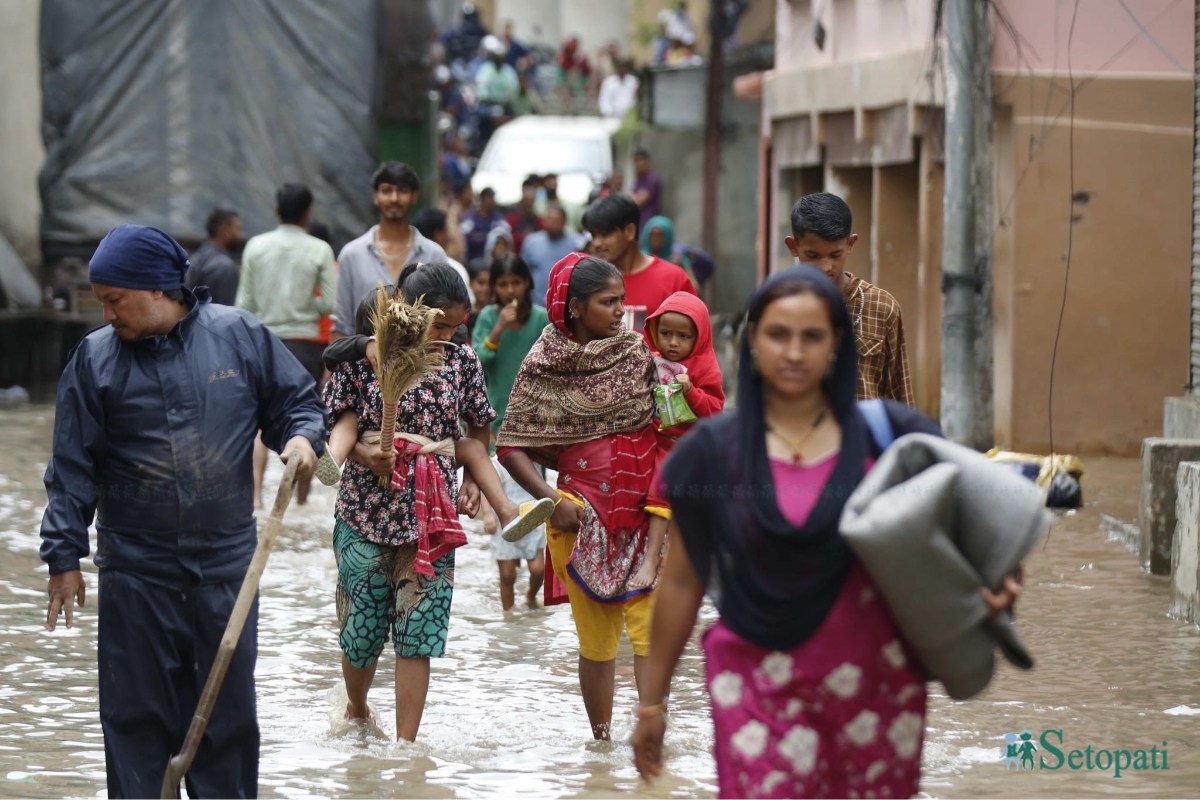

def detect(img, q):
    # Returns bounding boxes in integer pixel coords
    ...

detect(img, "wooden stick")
[160,451,300,798]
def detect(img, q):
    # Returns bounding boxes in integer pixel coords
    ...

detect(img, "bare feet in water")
[526,587,541,609]
[345,702,374,723]
[629,560,658,590]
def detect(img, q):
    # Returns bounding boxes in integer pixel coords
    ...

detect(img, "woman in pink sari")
[497,252,667,740]
[631,265,1023,797]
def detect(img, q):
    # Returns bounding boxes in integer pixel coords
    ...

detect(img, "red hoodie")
[644,292,726,441]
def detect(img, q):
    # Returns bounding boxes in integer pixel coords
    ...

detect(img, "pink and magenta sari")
[701,457,926,798]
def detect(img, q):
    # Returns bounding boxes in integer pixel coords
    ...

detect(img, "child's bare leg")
[316,412,356,486]
[252,433,268,508]
[630,515,666,589]
[327,411,358,465]
[526,551,545,608]
[481,495,498,535]
[497,559,518,611]
[454,438,520,525]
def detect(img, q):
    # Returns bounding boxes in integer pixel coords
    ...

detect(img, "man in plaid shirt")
[785,193,914,405]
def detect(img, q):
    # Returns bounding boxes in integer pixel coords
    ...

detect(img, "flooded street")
[2,402,1199,797]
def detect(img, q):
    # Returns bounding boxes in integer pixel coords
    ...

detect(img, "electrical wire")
[1044,0,1082,544]
[992,0,1187,231]
[1113,0,1191,73]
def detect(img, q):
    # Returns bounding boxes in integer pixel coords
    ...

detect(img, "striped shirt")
[843,272,913,405]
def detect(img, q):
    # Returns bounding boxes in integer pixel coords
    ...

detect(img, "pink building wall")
[993,0,1194,74]
[776,0,1195,75]
[775,0,935,71]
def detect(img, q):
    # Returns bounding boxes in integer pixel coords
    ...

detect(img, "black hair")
[412,208,448,240]
[276,183,313,224]
[582,193,640,236]
[205,208,239,239]
[633,147,651,160]
[522,174,541,189]
[397,261,471,310]
[746,274,844,340]
[489,252,535,323]
[790,192,853,242]
[466,259,490,279]
[543,203,567,222]
[352,284,394,336]
[480,187,496,198]
[372,161,420,192]
[566,256,622,335]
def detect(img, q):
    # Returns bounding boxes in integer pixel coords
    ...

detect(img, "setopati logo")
[1001,729,1169,778]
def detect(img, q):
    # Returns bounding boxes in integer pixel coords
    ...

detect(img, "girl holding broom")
[320,262,551,740]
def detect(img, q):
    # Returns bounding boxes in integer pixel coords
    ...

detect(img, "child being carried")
[633,292,726,589]
[315,285,554,543]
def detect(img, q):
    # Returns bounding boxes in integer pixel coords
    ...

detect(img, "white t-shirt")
[599,74,640,119]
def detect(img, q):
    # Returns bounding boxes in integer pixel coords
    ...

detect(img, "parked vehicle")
[471,115,622,209]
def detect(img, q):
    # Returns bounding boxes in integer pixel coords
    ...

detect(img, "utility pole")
[702,1,727,306]
[1190,0,1200,394]
[941,0,992,447]
[972,0,994,449]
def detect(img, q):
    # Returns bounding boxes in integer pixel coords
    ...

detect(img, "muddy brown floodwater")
[1,403,1198,797]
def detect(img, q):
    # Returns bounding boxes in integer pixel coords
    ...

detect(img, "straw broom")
[371,284,442,487]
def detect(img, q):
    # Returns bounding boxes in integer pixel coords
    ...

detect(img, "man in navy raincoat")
[40,224,326,798]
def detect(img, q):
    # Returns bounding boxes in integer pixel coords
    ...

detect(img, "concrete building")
[761,0,1194,455]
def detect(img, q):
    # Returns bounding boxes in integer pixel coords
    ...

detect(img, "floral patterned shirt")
[323,345,495,546]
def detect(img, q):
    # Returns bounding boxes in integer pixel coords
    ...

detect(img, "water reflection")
[2,405,1198,797]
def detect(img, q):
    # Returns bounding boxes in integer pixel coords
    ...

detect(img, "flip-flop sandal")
[501,496,556,542]
[315,450,343,486]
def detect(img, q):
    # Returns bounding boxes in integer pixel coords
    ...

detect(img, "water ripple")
[1,406,1198,796]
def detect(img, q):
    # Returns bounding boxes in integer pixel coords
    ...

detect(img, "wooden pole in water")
[160,452,299,798]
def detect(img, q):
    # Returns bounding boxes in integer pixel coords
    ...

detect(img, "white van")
[471,115,622,209]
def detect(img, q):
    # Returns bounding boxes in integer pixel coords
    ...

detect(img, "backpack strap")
[858,398,895,452]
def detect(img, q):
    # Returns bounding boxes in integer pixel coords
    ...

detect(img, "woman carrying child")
[631,291,726,589]
[471,253,552,610]
[497,252,667,740]
[320,263,549,741]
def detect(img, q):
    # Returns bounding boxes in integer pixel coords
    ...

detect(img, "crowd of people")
[39,148,1026,796]
[433,2,647,163]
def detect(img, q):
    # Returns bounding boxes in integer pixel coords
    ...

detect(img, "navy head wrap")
[88,224,190,291]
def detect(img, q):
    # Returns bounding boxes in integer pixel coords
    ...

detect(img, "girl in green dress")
[472,253,553,609]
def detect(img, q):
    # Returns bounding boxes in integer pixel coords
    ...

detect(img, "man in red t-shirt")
[582,193,697,337]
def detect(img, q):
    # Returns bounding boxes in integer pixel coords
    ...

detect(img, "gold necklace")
[766,409,828,465]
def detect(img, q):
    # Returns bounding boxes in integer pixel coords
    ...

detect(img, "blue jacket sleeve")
[39,346,104,574]
[253,324,329,455]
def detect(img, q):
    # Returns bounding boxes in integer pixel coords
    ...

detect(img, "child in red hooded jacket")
[631,292,726,589]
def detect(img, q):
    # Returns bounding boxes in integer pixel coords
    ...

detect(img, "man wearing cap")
[40,224,326,797]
